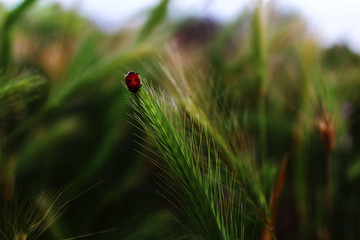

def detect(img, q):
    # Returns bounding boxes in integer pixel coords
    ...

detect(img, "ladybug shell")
[125,72,141,93]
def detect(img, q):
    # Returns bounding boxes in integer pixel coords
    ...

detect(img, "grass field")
[1,1,360,239]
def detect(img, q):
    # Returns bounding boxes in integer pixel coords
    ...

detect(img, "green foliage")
[138,0,169,41]
[0,0,38,71]
[0,1,360,239]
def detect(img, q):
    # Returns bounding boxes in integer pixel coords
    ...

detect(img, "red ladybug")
[125,71,142,93]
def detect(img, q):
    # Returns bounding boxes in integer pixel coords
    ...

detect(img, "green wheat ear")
[128,80,247,239]
[0,73,45,118]
[0,190,67,240]
[144,49,271,226]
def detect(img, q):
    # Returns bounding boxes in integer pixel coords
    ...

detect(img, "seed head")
[316,112,335,156]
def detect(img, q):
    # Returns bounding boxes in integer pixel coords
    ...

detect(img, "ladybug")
[125,71,142,93]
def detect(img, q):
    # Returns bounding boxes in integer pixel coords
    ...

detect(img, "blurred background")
[0,0,360,239]
[3,0,360,53]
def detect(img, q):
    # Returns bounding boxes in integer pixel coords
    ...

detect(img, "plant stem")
[252,4,267,161]
[326,153,332,240]
[258,88,267,161]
